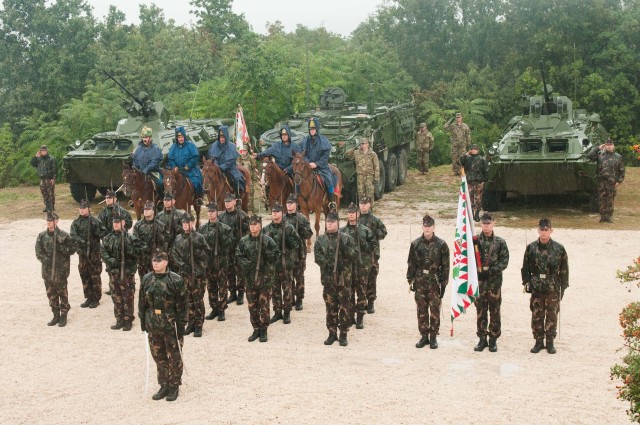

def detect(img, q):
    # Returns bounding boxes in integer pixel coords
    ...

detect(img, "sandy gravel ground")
[1,210,637,425]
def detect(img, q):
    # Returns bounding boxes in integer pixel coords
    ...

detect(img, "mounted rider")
[167,126,204,203]
[208,125,246,200]
[131,126,164,192]
[256,125,300,176]
[299,117,337,207]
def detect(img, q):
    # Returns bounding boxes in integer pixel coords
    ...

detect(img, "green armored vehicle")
[259,87,415,201]
[483,66,598,211]
[63,73,230,202]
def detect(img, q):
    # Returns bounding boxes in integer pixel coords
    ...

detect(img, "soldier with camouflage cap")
[236,214,280,342]
[138,250,187,402]
[70,199,108,308]
[97,189,132,234]
[344,137,380,203]
[357,195,387,314]
[283,193,313,310]
[406,215,450,349]
[31,144,57,212]
[585,113,609,147]
[521,218,569,354]
[460,143,488,221]
[587,138,625,223]
[219,192,250,305]
[444,112,471,176]
[415,123,435,174]
[35,212,78,327]
[156,192,185,268]
[133,200,166,281]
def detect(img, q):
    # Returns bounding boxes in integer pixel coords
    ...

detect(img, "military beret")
[538,218,552,229]
[40,145,48,150]
[207,202,218,212]
[271,202,284,212]
[419,123,427,128]
[143,200,154,210]
[46,212,59,221]
[605,139,614,145]
[105,189,116,198]
[480,213,494,223]
[470,144,479,150]
[152,250,168,262]
[224,193,236,202]
[286,194,298,204]
[249,214,262,224]
[163,192,174,200]
[326,211,339,222]
[347,202,358,212]
[360,195,372,204]
[422,215,435,226]
[181,213,195,223]
[79,199,90,209]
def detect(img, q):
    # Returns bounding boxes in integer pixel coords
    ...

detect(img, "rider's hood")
[218,125,231,142]
[174,126,187,142]
[280,125,292,142]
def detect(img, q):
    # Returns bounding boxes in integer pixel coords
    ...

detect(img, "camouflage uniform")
[172,230,210,331]
[199,220,234,315]
[35,226,77,319]
[345,147,380,203]
[340,221,376,325]
[70,213,107,305]
[97,204,132,234]
[521,238,569,341]
[138,269,187,392]
[236,232,279,332]
[283,210,313,305]
[101,227,140,327]
[474,231,509,340]
[219,208,249,299]
[263,220,301,317]
[587,146,625,221]
[585,123,609,146]
[415,129,434,173]
[358,211,387,308]
[444,120,471,175]
[406,234,450,339]
[459,152,488,219]
[314,231,356,335]
[133,218,166,281]
[237,152,259,212]
[156,207,185,268]
[30,151,56,211]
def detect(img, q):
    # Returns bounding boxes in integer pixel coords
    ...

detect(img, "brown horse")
[201,159,251,213]
[291,151,343,251]
[163,168,201,228]
[261,156,294,208]
[122,164,157,220]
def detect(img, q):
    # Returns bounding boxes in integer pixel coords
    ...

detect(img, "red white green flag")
[450,174,479,334]
[235,106,250,152]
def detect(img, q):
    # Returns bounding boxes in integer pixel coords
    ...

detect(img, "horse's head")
[163,168,178,195]
[122,163,136,197]
[202,159,223,191]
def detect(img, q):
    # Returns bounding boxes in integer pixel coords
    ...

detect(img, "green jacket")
[171,231,209,278]
[35,228,77,280]
[406,234,450,286]
[357,212,387,259]
[263,221,301,270]
[459,153,488,182]
[198,220,234,270]
[236,232,279,288]
[521,238,569,293]
[133,218,166,263]
[314,231,356,286]
[97,204,132,234]
[138,271,187,334]
[219,209,250,245]
[30,154,56,179]
[156,207,185,251]
[340,222,376,269]
[587,148,625,184]
[70,214,107,256]
[475,232,509,289]
[101,230,141,275]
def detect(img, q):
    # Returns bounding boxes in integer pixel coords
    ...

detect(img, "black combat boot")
[194,326,202,338]
[259,327,268,342]
[58,313,67,327]
[122,320,133,331]
[283,311,291,324]
[165,386,179,402]
[474,336,488,352]
[205,310,218,320]
[415,335,429,348]
[367,300,375,314]
[530,338,544,353]
[355,312,364,329]
[152,385,170,401]
[228,291,238,303]
[184,323,195,335]
[429,336,438,349]
[88,300,99,308]
[488,338,498,352]
[248,329,260,342]
[236,291,245,305]
[110,320,125,330]
[270,311,283,323]
[339,332,348,347]
[47,312,60,327]
[80,299,91,308]
[324,332,338,345]
[546,338,556,354]
[295,298,303,311]
[105,289,112,296]
[217,310,225,321]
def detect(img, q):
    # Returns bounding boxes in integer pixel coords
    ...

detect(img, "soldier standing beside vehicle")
[587,139,625,223]
[70,199,107,309]
[459,144,488,221]
[219,193,249,305]
[357,195,387,314]
[406,215,450,349]
[344,137,379,203]
[133,200,166,281]
[473,213,509,353]
[35,212,77,327]
[444,112,471,176]
[31,145,57,212]
[585,113,609,146]
[415,123,434,174]
[138,250,187,402]
[283,194,313,311]
[132,126,164,192]
[521,218,569,354]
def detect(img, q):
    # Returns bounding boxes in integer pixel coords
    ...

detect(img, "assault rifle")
[255,231,263,287]
[51,225,57,281]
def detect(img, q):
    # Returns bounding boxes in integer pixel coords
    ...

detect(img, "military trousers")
[367,259,379,302]
[530,290,561,339]
[109,272,136,323]
[78,251,102,302]
[44,277,70,315]
[148,331,184,387]
[183,275,206,327]
[246,285,271,330]
[350,265,371,317]
[468,181,484,217]
[415,280,442,337]
[272,267,294,313]
[416,150,430,173]
[294,253,307,301]
[597,179,617,216]
[356,174,375,203]
[474,283,501,339]
[227,256,245,294]
[206,266,228,312]
[322,277,351,334]
[40,179,55,211]
[450,142,466,175]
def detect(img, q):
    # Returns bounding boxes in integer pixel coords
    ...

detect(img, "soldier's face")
[152,258,168,273]
[605,143,614,152]
[177,134,185,144]
[286,202,296,213]
[225,200,236,211]
[360,142,369,152]
[456,116,462,123]
[422,223,435,239]
[47,220,56,231]
[309,128,317,136]
[359,203,370,214]
[106,197,115,206]
[182,222,191,232]
[347,211,357,223]
[163,200,172,209]
[281,133,289,142]
[326,220,338,232]
[272,210,283,223]
[208,210,218,221]
[249,222,261,235]
[79,207,89,217]
[142,136,152,145]
[538,227,553,243]
[113,221,122,232]
[144,209,154,220]
[481,221,494,236]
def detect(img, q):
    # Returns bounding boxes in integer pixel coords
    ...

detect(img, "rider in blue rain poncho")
[207,125,246,198]
[132,126,164,191]
[167,126,204,200]
[255,125,300,176]
[299,117,336,205]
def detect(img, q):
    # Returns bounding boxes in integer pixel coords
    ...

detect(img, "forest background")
[1,0,640,187]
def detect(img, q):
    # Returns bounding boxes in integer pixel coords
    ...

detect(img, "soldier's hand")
[36,150,41,157]
[408,279,415,292]
[439,285,446,299]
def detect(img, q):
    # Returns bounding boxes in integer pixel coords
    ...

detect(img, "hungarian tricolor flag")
[235,106,251,152]
[450,173,479,334]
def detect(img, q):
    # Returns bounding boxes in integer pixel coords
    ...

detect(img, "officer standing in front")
[587,138,625,223]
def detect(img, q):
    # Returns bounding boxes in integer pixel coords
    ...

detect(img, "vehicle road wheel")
[397,149,408,186]
[384,152,398,192]
[70,183,97,202]
[482,190,501,211]
[374,158,385,201]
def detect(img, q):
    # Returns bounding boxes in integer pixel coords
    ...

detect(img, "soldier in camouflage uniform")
[237,147,259,212]
[236,215,280,343]
[199,203,234,322]
[341,202,376,330]
[156,192,185,269]
[101,214,140,331]
[406,215,450,349]
[30,145,56,212]
[283,194,313,311]
[133,200,166,281]
[345,137,380,203]
[264,202,301,325]
[587,139,625,223]
[521,218,569,354]
[473,213,509,353]
[415,123,435,174]
[97,189,132,234]
[585,113,609,146]
[171,213,210,338]
[219,193,249,305]
[459,144,488,221]
[138,251,187,402]
[70,199,107,309]
[358,195,387,314]
[35,212,77,327]
[444,112,471,176]
[315,211,356,346]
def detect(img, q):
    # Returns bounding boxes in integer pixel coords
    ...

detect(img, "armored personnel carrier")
[63,72,231,202]
[259,87,416,201]
[483,65,597,211]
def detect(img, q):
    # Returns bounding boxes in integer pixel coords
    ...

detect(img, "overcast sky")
[85,0,384,37]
